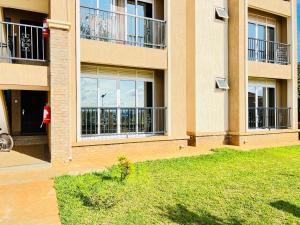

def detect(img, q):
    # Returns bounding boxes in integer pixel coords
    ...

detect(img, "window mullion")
[117,79,121,135]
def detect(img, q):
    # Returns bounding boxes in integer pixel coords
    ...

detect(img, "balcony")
[248,107,291,130]
[81,107,167,139]
[0,21,48,90]
[248,38,290,65]
[80,6,166,49]
[0,21,47,64]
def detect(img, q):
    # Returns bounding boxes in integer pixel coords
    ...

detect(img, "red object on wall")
[43,105,51,124]
[42,19,49,39]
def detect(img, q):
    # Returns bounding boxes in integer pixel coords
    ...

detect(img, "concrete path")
[0,180,61,225]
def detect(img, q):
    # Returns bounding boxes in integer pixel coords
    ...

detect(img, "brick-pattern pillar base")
[49,28,71,162]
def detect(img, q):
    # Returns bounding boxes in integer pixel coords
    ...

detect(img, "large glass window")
[248,82,276,130]
[248,22,276,62]
[81,78,98,135]
[81,74,157,136]
[99,79,117,107]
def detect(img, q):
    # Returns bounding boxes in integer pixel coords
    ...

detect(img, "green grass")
[55,146,300,225]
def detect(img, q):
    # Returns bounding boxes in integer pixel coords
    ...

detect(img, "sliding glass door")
[127,0,153,46]
[248,82,276,129]
[248,22,275,62]
[81,75,155,136]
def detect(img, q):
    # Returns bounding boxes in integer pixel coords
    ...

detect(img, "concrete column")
[49,0,71,162]
[287,0,298,129]
[228,0,247,145]
[167,0,188,139]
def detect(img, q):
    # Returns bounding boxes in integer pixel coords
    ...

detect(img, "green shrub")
[76,182,120,209]
[118,156,134,181]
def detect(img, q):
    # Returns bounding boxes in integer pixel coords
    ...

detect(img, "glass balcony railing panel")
[248,38,290,65]
[0,21,46,63]
[80,6,166,49]
[81,107,167,138]
[248,107,291,130]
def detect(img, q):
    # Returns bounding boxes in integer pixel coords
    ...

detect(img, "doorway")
[248,81,276,130]
[21,91,47,135]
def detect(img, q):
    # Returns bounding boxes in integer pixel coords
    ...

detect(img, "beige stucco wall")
[195,0,229,134]
[228,0,247,139]
[81,39,167,70]
[287,0,298,129]
[0,63,49,90]
[0,0,49,14]
[248,0,291,17]
[248,61,292,80]
[186,0,196,134]
[166,0,187,138]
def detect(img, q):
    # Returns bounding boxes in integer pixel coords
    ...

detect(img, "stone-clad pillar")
[48,0,71,162]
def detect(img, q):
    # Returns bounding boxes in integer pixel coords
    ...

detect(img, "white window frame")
[247,80,277,131]
[125,0,155,44]
[216,77,229,90]
[248,18,277,62]
[81,68,157,140]
[215,7,229,21]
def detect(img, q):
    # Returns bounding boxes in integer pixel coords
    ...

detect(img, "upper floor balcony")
[80,0,166,49]
[0,21,47,64]
[247,9,292,79]
[0,8,48,90]
[248,38,290,65]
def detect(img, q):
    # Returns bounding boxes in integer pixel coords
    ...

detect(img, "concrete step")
[12,135,48,146]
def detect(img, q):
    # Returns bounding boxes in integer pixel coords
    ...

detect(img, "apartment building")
[187,0,298,146]
[0,0,297,167]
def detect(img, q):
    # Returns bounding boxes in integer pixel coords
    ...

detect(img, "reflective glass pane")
[80,0,97,8]
[121,108,136,133]
[257,25,266,61]
[267,27,275,63]
[100,108,117,134]
[248,23,256,61]
[268,87,276,128]
[127,0,136,44]
[99,79,117,107]
[81,77,98,135]
[99,0,112,11]
[81,77,98,107]
[248,86,256,129]
[248,22,256,39]
[257,87,266,128]
[120,80,136,107]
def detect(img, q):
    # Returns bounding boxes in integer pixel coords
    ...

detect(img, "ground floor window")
[80,67,166,139]
[248,80,290,130]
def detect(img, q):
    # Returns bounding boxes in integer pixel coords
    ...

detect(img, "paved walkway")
[0,142,299,225]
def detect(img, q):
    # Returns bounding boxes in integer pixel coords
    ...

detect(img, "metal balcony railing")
[80,6,166,49]
[248,107,291,130]
[0,21,46,62]
[248,38,290,65]
[81,107,167,138]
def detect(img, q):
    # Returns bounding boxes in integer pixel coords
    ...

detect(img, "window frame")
[80,68,156,138]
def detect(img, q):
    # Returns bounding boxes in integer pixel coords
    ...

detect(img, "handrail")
[80,5,166,23]
[248,37,290,47]
[248,37,290,65]
[80,6,166,48]
[81,106,167,137]
[0,21,46,62]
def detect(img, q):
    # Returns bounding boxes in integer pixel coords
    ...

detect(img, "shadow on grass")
[159,204,244,225]
[270,200,300,218]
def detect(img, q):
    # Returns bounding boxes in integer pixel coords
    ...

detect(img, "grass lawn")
[55,146,300,225]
